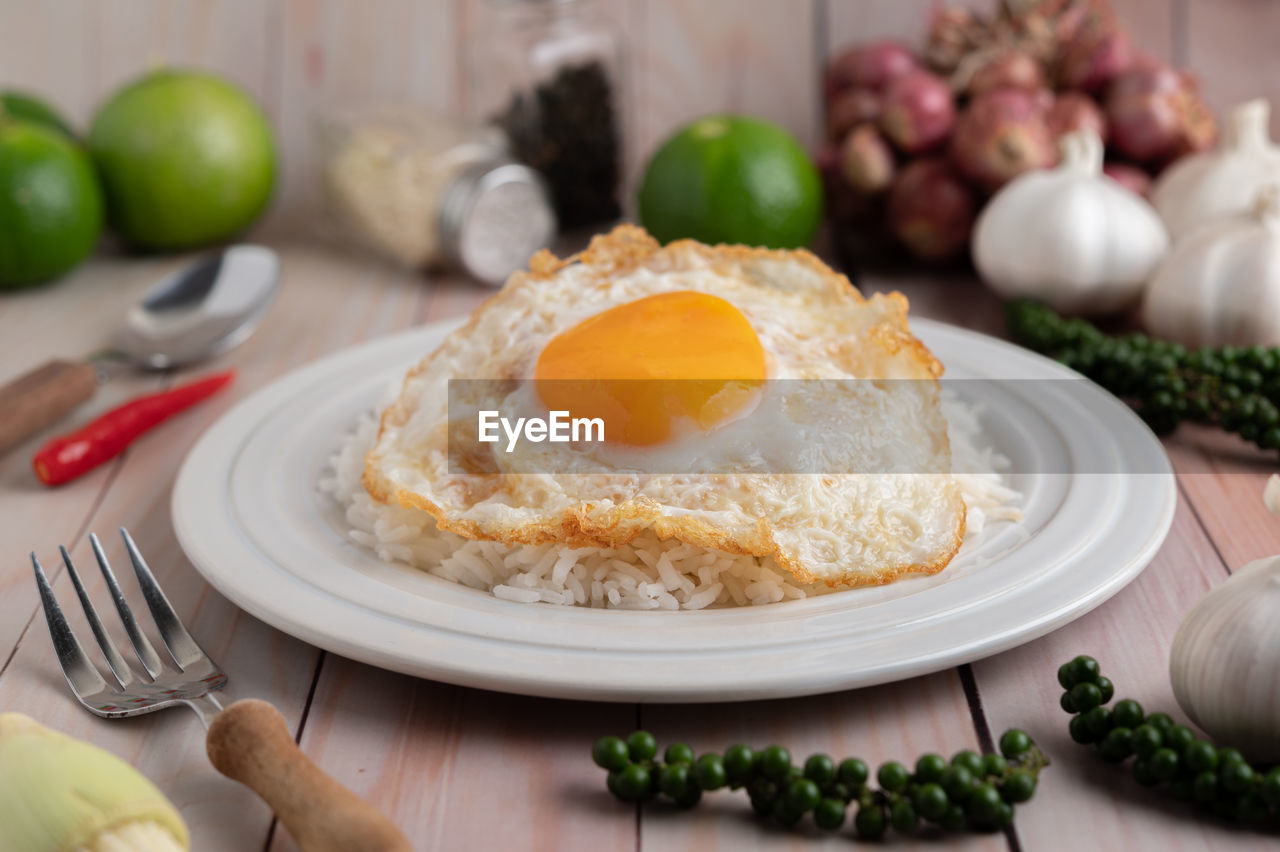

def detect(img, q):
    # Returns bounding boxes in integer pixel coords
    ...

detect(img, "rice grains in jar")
[318,106,557,285]
[466,0,625,230]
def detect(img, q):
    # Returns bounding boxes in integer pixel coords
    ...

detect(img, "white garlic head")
[1170,555,1280,761]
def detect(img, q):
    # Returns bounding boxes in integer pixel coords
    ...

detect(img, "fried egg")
[363,226,965,586]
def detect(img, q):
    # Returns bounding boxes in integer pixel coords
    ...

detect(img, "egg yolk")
[534,291,766,446]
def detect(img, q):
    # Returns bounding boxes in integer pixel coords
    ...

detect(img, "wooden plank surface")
[3,1,1280,850]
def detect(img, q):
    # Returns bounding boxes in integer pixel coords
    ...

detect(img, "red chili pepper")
[33,370,235,486]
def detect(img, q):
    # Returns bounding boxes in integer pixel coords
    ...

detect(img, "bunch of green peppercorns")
[592,728,1048,838]
[1006,299,1280,450]
[1060,654,1280,825]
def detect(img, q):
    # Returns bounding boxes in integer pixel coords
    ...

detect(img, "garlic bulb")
[1141,184,1280,347]
[1170,555,1280,761]
[973,129,1169,314]
[1153,99,1280,241]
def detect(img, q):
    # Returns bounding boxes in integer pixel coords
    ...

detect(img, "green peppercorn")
[813,797,846,831]
[802,753,836,787]
[939,804,967,832]
[1110,698,1144,729]
[1192,770,1218,803]
[942,765,976,801]
[951,750,985,776]
[981,753,1008,778]
[1149,748,1179,781]
[836,757,868,788]
[1130,724,1162,759]
[772,797,803,827]
[1164,725,1195,754]
[1001,769,1036,803]
[723,743,753,783]
[877,761,910,793]
[673,785,701,809]
[1081,706,1113,740]
[998,729,1032,759]
[1221,760,1256,794]
[915,753,948,784]
[592,736,631,772]
[1217,746,1246,767]
[626,730,657,762]
[758,745,791,781]
[965,783,1003,823]
[784,777,820,812]
[1067,655,1100,685]
[611,763,652,801]
[1069,682,1104,713]
[1098,727,1133,763]
[854,802,887,839]
[1132,758,1160,787]
[694,754,728,791]
[890,798,919,834]
[913,782,950,820]
[663,743,694,765]
[1259,767,1280,807]
[1183,739,1218,773]
[1069,714,1094,744]
[658,762,692,799]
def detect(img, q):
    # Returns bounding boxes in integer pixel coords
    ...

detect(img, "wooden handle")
[0,359,97,455]
[206,699,411,852]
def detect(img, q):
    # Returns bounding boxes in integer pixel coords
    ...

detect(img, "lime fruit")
[88,69,275,251]
[638,115,822,249]
[0,121,103,289]
[0,91,76,138]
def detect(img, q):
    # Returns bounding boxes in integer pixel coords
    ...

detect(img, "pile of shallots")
[822,0,1215,265]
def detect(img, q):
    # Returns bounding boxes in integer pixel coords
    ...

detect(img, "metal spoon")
[0,244,279,455]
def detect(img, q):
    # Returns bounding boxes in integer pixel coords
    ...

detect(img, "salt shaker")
[317,106,557,286]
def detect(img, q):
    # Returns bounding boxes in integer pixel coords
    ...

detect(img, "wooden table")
[0,239,1276,851]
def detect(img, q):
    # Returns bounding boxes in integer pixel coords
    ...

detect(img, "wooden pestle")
[206,699,411,852]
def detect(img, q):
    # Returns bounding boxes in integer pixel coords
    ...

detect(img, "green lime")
[0,91,76,138]
[88,69,275,251]
[0,121,103,289]
[637,115,821,249]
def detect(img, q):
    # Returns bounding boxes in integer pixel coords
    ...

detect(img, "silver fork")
[32,528,228,727]
[32,527,410,852]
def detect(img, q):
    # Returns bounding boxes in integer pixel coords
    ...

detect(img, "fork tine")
[89,533,165,680]
[120,528,211,671]
[31,553,110,699]
[60,545,137,689]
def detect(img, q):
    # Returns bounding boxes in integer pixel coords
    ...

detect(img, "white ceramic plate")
[172,318,1175,702]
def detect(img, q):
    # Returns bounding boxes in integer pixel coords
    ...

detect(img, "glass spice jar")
[466,0,625,231]
[317,106,557,286]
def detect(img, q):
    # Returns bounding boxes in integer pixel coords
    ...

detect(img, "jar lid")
[438,160,557,286]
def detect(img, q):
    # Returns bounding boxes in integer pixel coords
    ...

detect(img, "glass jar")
[466,0,624,231]
[316,106,557,286]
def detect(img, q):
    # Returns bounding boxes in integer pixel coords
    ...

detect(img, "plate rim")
[172,316,1176,702]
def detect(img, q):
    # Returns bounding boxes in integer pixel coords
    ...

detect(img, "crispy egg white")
[363,226,965,586]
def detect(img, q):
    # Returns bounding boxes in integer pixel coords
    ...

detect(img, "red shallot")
[888,159,975,262]
[879,70,957,154]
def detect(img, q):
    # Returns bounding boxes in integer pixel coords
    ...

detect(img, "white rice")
[319,395,1023,610]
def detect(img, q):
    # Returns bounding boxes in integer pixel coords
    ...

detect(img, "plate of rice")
[172,317,1175,702]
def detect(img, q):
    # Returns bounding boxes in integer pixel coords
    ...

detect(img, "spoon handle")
[0,360,98,455]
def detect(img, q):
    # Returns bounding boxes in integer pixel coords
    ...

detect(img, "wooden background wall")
[2,0,1278,228]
